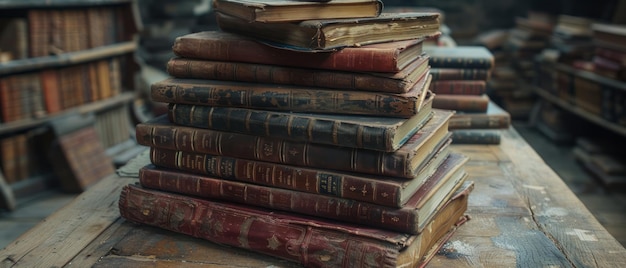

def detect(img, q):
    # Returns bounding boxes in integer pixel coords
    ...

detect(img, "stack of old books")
[119,1,473,267]
[425,45,511,144]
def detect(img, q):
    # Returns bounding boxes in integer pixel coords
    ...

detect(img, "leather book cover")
[425,46,495,69]
[429,80,487,95]
[447,101,512,130]
[432,94,489,113]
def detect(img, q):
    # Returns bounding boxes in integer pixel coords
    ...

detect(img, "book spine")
[448,114,511,130]
[429,68,491,81]
[432,95,489,112]
[119,184,402,267]
[429,81,486,95]
[136,123,411,177]
[166,58,408,93]
[429,57,493,69]
[451,130,501,144]
[139,166,419,233]
[149,147,404,207]
[167,103,395,152]
[151,79,418,118]
[172,35,402,73]
[40,69,63,114]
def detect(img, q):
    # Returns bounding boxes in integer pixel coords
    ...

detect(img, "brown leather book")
[138,152,468,234]
[118,179,473,267]
[213,0,383,23]
[216,11,440,51]
[447,101,512,130]
[167,92,434,152]
[430,67,492,81]
[136,109,452,178]
[429,80,487,95]
[172,31,426,73]
[165,54,430,93]
[151,72,431,118]
[433,94,489,113]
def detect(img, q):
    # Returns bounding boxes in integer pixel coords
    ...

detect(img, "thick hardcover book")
[118,181,472,268]
[165,54,430,93]
[137,109,452,178]
[148,142,452,208]
[167,92,434,152]
[424,46,495,69]
[216,12,440,50]
[432,94,489,113]
[213,0,383,23]
[430,68,492,81]
[172,31,425,73]
[139,152,468,234]
[447,101,511,130]
[429,80,487,95]
[151,73,431,118]
[451,129,502,145]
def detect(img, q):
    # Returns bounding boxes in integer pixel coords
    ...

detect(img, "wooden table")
[2,127,626,267]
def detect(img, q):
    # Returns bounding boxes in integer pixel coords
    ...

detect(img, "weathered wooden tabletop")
[2,127,626,267]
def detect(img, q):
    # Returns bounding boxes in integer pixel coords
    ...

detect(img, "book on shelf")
[138,151,468,234]
[592,23,626,52]
[167,92,435,152]
[430,68,491,81]
[0,17,28,61]
[424,46,495,69]
[148,140,451,208]
[118,180,473,268]
[136,109,453,178]
[451,129,502,145]
[213,0,383,23]
[151,72,432,118]
[429,80,487,95]
[447,101,511,130]
[172,31,426,73]
[432,94,489,113]
[165,54,430,93]
[215,12,441,50]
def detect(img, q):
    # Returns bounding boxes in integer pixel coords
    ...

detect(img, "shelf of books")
[0,0,141,210]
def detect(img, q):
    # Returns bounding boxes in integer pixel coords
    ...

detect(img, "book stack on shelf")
[424,45,510,144]
[118,0,474,267]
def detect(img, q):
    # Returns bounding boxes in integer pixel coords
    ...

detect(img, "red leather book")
[138,152,468,234]
[151,73,431,118]
[172,31,426,73]
[136,109,452,178]
[165,55,430,93]
[430,67,491,81]
[118,180,473,267]
[429,80,487,95]
[167,93,434,152]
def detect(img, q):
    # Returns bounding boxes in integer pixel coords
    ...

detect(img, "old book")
[167,92,434,152]
[213,0,383,23]
[429,80,487,95]
[139,151,467,234]
[149,142,451,208]
[447,101,511,130]
[592,23,626,52]
[451,129,501,145]
[0,17,28,60]
[424,46,494,69]
[433,94,489,113]
[137,108,451,178]
[172,31,425,73]
[430,68,491,81]
[165,54,430,93]
[151,73,431,118]
[118,180,472,267]
[40,69,62,114]
[27,9,50,57]
[216,12,440,50]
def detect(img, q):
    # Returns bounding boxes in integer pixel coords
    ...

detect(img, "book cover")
[424,46,495,69]
[216,12,440,50]
[118,180,472,267]
[429,80,487,95]
[151,73,431,118]
[432,94,489,113]
[138,151,468,234]
[165,54,430,93]
[148,142,452,208]
[451,129,502,145]
[167,92,434,152]
[137,109,453,178]
[213,0,383,23]
[172,31,425,73]
[447,101,512,130]
[430,68,491,81]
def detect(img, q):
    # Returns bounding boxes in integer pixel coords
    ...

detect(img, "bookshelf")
[0,0,141,210]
